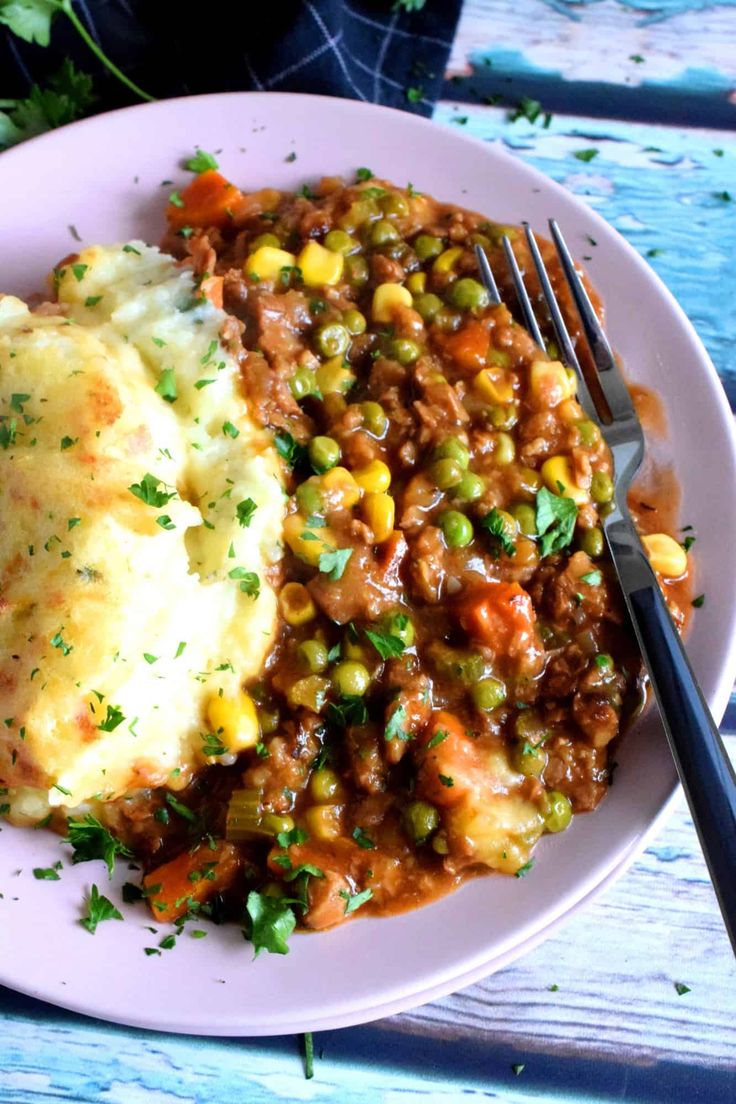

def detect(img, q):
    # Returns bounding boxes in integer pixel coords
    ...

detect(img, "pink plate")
[1,93,735,1035]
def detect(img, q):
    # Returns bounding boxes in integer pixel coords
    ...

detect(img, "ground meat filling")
[133,172,689,933]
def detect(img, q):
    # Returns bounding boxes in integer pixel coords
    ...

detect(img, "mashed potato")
[0,244,285,815]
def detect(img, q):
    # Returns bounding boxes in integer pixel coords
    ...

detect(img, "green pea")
[517,466,542,497]
[380,192,410,219]
[487,348,510,369]
[343,308,367,335]
[360,401,388,438]
[333,661,370,697]
[430,458,464,491]
[390,338,421,365]
[469,232,491,248]
[514,709,549,744]
[577,420,600,448]
[251,232,281,249]
[308,435,341,474]
[370,219,401,247]
[434,436,470,469]
[591,470,614,504]
[314,322,350,358]
[324,229,359,255]
[579,527,604,558]
[310,768,342,802]
[454,471,485,503]
[511,740,547,777]
[261,812,295,836]
[449,277,490,312]
[295,479,324,516]
[472,677,507,711]
[544,790,573,834]
[290,367,318,401]
[434,308,463,333]
[258,706,280,735]
[488,404,519,430]
[413,292,442,323]
[494,432,516,466]
[439,510,474,548]
[403,800,439,844]
[511,502,537,536]
[413,234,444,261]
[344,255,369,287]
[379,610,415,647]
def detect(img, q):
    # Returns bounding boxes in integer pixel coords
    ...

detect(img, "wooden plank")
[447,0,736,126]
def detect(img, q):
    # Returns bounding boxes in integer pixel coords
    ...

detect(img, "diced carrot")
[166,171,245,230]
[458,581,542,667]
[200,274,223,309]
[418,711,480,806]
[437,320,491,374]
[143,840,241,923]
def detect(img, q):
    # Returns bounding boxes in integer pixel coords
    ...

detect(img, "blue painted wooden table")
[2,2,735,1100]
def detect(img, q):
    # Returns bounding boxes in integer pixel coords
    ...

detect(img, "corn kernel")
[372,282,412,323]
[304,804,344,841]
[320,466,361,509]
[206,691,259,753]
[352,459,391,494]
[530,361,575,408]
[316,355,356,395]
[363,492,395,542]
[279,582,316,626]
[297,240,344,287]
[432,246,464,275]
[284,513,337,566]
[642,533,688,579]
[244,245,297,281]
[473,367,514,404]
[559,398,584,426]
[406,271,426,295]
[541,455,589,505]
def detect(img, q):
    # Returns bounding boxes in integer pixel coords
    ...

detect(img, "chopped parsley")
[438,773,454,788]
[201,731,227,757]
[303,1032,315,1080]
[318,548,353,581]
[236,498,257,527]
[674,981,691,996]
[364,627,406,661]
[185,149,219,173]
[352,826,376,850]
[393,0,426,10]
[97,704,125,732]
[245,890,296,956]
[276,826,309,849]
[122,243,141,255]
[228,567,260,597]
[156,515,176,530]
[385,703,409,742]
[274,430,307,469]
[67,517,81,530]
[580,570,602,586]
[692,594,705,608]
[80,884,123,933]
[168,190,185,208]
[50,628,73,656]
[60,436,78,450]
[514,859,535,878]
[480,508,517,557]
[222,420,240,439]
[71,262,88,282]
[165,794,196,822]
[33,864,62,881]
[427,728,449,750]
[535,487,578,557]
[509,96,544,124]
[128,473,177,507]
[66,814,132,876]
[154,368,178,403]
[143,653,158,665]
[574,148,599,163]
[339,888,373,915]
[327,696,369,729]
[84,295,102,307]
[511,1063,525,1076]
[355,167,374,181]
[630,54,645,63]
[405,86,424,104]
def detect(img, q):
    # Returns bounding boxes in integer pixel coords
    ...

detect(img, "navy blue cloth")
[1,1,462,116]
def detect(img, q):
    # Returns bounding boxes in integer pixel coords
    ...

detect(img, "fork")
[475,228,736,955]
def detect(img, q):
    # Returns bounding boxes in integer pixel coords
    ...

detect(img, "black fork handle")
[607,518,736,955]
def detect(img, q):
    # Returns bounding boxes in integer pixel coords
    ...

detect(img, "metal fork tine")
[500,235,545,349]
[522,224,598,421]
[473,244,502,306]
[548,219,637,425]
